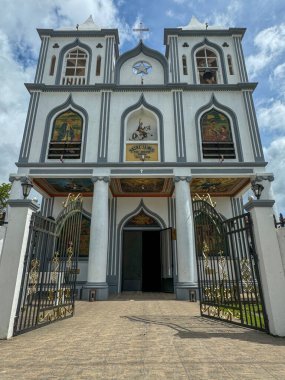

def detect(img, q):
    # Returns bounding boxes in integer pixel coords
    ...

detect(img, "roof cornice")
[37,28,120,44]
[25,82,258,93]
[164,27,246,44]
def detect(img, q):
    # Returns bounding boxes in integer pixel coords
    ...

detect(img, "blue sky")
[0,0,284,211]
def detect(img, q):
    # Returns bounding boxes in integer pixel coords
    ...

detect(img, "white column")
[9,175,26,200]
[174,176,197,300]
[0,199,39,339]
[83,176,109,300]
[244,199,285,336]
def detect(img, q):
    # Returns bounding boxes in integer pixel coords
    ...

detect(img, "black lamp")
[251,182,264,200]
[21,178,33,199]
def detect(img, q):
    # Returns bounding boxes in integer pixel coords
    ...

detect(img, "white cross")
[133,22,149,41]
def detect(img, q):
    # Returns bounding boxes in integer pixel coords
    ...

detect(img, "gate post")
[244,199,285,336]
[0,199,39,339]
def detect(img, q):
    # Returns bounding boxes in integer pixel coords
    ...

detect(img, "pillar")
[0,199,39,339]
[174,176,198,300]
[82,176,109,300]
[244,193,285,336]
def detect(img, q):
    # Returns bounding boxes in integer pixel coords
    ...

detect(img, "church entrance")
[122,230,161,292]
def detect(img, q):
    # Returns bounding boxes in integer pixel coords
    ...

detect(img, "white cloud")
[0,0,130,183]
[264,137,285,212]
[247,23,285,78]
[257,100,285,133]
[208,0,242,28]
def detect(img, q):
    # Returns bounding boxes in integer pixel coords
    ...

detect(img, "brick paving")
[1,292,285,379]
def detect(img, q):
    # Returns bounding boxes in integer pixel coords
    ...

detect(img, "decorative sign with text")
[126,144,158,161]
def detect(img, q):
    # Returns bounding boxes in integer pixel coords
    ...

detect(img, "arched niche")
[120,94,164,162]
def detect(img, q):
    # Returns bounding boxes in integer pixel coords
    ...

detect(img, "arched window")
[49,55,56,76]
[48,109,83,160]
[182,55,188,75]
[196,48,219,84]
[125,108,159,162]
[96,55,101,76]
[227,54,234,75]
[200,109,235,159]
[62,48,88,85]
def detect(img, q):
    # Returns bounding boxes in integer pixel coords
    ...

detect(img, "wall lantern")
[21,178,33,199]
[251,182,264,200]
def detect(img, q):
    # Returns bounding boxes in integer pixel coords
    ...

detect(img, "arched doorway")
[121,209,171,292]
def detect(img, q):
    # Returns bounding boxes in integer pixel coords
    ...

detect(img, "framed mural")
[51,110,83,143]
[201,110,232,143]
[125,116,159,161]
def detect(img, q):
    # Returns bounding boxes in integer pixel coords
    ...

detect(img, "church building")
[12,15,271,300]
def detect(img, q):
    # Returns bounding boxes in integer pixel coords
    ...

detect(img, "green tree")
[0,182,12,211]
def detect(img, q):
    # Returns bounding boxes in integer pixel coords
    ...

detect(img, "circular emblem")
[132,61,152,76]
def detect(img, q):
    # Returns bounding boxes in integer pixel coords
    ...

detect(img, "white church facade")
[10,16,274,301]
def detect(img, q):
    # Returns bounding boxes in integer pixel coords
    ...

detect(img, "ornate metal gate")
[193,196,268,332]
[14,194,82,335]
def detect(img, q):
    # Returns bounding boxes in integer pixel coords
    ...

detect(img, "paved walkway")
[1,293,285,379]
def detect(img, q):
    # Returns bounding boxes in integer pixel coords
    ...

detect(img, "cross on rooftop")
[133,22,149,41]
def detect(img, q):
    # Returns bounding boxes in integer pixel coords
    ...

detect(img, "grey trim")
[191,168,253,174]
[234,37,247,83]
[25,82,258,93]
[19,92,40,162]
[55,39,92,85]
[40,94,89,163]
[41,197,54,217]
[18,161,267,168]
[169,36,180,83]
[195,94,243,162]
[234,37,248,82]
[37,28,120,43]
[107,198,117,280]
[34,37,46,83]
[242,91,265,161]
[97,92,112,162]
[116,199,167,292]
[164,28,246,44]
[191,38,228,84]
[230,197,244,217]
[29,169,93,175]
[34,37,49,83]
[244,200,275,211]
[175,37,181,83]
[110,169,173,174]
[103,37,109,84]
[173,91,186,162]
[114,41,169,84]
[7,199,40,211]
[119,94,165,162]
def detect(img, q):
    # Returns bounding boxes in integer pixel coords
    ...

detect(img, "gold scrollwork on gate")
[62,193,82,208]
[66,242,73,270]
[201,304,241,321]
[38,305,74,324]
[51,251,60,283]
[27,258,40,295]
[240,259,254,293]
[192,193,216,208]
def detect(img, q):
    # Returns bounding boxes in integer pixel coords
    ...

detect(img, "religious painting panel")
[51,110,83,143]
[126,115,158,142]
[201,110,232,143]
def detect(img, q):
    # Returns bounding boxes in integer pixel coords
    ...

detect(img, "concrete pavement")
[1,292,285,379]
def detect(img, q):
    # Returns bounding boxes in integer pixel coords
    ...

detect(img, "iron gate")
[14,194,82,335]
[193,198,269,332]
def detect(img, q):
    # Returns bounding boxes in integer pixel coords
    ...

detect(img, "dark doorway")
[122,230,161,292]
[142,231,161,291]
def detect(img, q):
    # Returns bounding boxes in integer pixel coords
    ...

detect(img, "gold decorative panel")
[125,144,158,161]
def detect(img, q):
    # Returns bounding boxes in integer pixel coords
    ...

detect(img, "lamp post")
[251,182,264,200]
[21,178,33,199]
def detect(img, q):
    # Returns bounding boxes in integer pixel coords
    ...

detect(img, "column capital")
[254,174,274,183]
[9,175,27,183]
[174,176,192,183]
[91,176,110,183]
